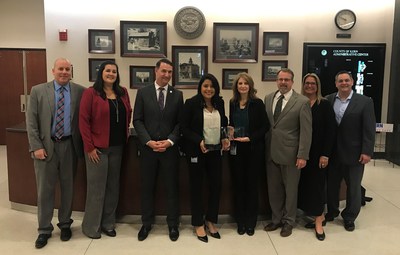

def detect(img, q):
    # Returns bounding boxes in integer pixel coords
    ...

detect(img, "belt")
[51,135,71,142]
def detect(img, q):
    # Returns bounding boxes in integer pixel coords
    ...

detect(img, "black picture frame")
[262,60,288,81]
[172,46,208,89]
[213,22,259,63]
[263,32,289,55]
[88,58,115,82]
[129,65,154,89]
[120,21,167,58]
[88,29,115,54]
[222,68,248,89]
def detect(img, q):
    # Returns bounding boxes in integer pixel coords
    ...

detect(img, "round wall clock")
[174,6,206,39]
[335,9,356,31]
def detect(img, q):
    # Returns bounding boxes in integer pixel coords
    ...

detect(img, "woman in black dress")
[228,73,269,236]
[297,73,336,241]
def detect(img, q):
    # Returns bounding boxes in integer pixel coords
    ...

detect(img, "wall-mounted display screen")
[302,43,386,122]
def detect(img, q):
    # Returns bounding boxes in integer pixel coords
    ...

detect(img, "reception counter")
[6,123,271,216]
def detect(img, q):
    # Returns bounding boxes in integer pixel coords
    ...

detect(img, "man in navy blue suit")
[325,71,375,231]
[133,58,183,241]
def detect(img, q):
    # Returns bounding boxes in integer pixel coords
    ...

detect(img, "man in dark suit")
[133,58,183,241]
[263,68,312,237]
[325,71,375,231]
[26,58,85,248]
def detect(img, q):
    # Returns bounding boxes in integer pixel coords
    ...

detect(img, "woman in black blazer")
[228,72,269,236]
[181,73,229,243]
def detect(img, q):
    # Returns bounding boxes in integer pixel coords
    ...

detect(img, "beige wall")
[0,0,45,48]
[1,0,394,121]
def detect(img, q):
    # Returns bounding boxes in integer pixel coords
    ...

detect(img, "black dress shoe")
[102,228,117,237]
[35,233,51,249]
[60,228,72,241]
[138,225,151,241]
[304,221,326,229]
[315,229,325,241]
[169,226,179,241]
[205,224,220,239]
[246,228,255,236]
[237,226,246,235]
[344,221,355,231]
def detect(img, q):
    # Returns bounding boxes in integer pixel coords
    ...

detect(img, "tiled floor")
[1,145,400,254]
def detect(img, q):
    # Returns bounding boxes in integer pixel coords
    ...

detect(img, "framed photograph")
[262,60,288,81]
[129,65,154,89]
[172,46,208,89]
[88,58,115,82]
[120,21,167,58]
[213,23,259,63]
[88,29,115,54]
[263,32,289,55]
[222,68,248,90]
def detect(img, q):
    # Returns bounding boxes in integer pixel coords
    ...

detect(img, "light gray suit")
[264,90,312,226]
[26,81,85,234]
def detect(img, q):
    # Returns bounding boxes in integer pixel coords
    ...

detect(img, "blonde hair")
[230,72,258,104]
[301,73,323,104]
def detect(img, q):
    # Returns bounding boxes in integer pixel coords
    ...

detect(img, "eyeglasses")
[277,78,292,82]
[304,82,317,86]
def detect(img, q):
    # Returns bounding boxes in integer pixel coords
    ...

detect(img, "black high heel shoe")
[195,226,208,243]
[205,223,221,239]
[315,229,325,241]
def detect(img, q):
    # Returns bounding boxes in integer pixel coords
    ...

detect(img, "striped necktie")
[55,87,65,140]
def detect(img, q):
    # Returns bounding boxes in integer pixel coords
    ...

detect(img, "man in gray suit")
[325,71,375,231]
[26,58,85,248]
[133,58,183,242]
[263,68,312,237]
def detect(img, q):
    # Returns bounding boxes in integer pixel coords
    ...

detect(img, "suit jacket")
[326,92,376,165]
[264,90,312,166]
[133,84,183,146]
[26,81,85,160]
[180,94,228,157]
[79,87,132,153]
[229,98,269,151]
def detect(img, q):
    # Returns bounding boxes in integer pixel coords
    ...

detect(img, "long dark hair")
[197,73,222,107]
[230,72,258,104]
[93,60,125,99]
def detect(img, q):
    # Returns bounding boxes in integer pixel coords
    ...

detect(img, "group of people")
[26,57,375,249]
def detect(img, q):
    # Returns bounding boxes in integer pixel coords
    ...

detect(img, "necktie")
[158,87,165,110]
[55,87,65,140]
[273,95,284,121]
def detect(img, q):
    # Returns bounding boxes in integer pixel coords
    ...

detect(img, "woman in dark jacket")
[180,73,229,243]
[228,72,269,236]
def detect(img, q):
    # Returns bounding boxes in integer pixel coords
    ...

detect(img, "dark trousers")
[327,159,365,222]
[187,150,222,227]
[140,145,180,227]
[230,142,259,229]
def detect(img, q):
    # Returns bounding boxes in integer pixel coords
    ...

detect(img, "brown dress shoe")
[264,222,282,231]
[280,223,293,237]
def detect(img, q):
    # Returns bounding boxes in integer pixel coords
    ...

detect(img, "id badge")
[191,157,198,163]
[230,143,237,155]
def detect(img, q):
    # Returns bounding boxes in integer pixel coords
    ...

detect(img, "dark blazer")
[26,81,85,159]
[229,98,269,151]
[181,94,228,157]
[79,87,132,153]
[133,84,183,146]
[326,92,376,165]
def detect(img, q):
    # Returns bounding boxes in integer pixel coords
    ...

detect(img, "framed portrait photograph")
[88,58,115,82]
[263,32,289,55]
[213,23,259,63]
[129,65,154,89]
[262,60,288,81]
[172,46,208,89]
[222,68,248,90]
[88,29,115,54]
[120,21,167,58]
